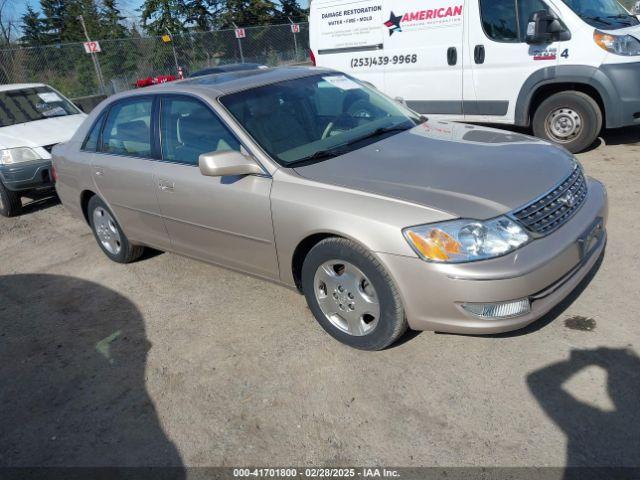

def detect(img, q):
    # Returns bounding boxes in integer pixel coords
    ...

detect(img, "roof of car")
[0,83,46,92]
[113,66,335,101]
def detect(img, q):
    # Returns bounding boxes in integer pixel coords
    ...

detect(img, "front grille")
[512,166,588,236]
[42,144,57,153]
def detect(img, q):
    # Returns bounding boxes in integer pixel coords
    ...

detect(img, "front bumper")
[600,62,640,128]
[0,159,54,192]
[378,178,608,334]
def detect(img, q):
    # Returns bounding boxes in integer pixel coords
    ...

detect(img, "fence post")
[77,15,106,95]
[233,23,245,63]
[288,18,299,62]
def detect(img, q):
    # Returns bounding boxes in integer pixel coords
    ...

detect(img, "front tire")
[88,196,144,263]
[532,91,602,153]
[301,238,407,350]
[0,182,22,217]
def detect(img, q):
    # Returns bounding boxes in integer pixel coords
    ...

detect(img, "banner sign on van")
[385,4,463,35]
[318,1,384,52]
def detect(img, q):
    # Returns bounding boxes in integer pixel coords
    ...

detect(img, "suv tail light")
[309,49,316,66]
[51,163,58,183]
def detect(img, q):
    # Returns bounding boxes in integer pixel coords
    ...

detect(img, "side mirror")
[526,10,570,44]
[198,150,263,177]
[394,96,407,106]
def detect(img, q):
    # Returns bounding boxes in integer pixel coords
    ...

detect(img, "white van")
[309,0,640,152]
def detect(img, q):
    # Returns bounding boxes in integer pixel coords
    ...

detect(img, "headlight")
[0,147,42,165]
[594,30,640,56]
[403,216,531,263]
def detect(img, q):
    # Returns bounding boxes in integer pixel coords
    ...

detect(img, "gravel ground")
[0,129,639,471]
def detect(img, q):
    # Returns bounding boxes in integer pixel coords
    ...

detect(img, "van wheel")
[532,91,602,153]
[301,237,408,350]
[0,182,22,217]
[88,196,144,263]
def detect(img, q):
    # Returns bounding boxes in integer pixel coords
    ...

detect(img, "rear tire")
[301,237,407,350]
[0,182,22,217]
[88,196,144,263]
[532,91,602,153]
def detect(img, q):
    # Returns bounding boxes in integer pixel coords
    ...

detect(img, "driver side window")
[480,0,549,42]
[160,96,241,166]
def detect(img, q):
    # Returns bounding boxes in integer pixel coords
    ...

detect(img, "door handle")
[158,179,174,192]
[447,47,457,66]
[474,44,485,64]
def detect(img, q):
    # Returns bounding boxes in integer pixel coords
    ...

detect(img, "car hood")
[0,113,86,150]
[293,121,576,219]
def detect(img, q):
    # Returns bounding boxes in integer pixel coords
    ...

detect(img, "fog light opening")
[461,298,531,319]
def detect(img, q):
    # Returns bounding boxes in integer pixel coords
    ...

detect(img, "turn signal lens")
[407,229,461,261]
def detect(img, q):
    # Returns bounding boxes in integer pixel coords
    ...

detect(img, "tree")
[20,5,46,46]
[275,0,306,23]
[140,0,187,35]
[100,0,129,38]
[218,0,278,28]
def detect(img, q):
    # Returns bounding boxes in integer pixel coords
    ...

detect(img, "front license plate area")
[577,217,603,260]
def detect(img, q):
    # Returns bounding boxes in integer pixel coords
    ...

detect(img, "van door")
[382,0,465,116]
[91,96,171,250]
[465,0,561,123]
[312,0,387,89]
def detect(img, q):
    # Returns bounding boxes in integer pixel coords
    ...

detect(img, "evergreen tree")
[20,5,46,46]
[276,0,306,23]
[140,0,187,35]
[100,0,129,38]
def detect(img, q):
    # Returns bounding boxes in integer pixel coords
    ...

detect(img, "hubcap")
[546,107,582,143]
[313,260,380,336]
[93,207,122,255]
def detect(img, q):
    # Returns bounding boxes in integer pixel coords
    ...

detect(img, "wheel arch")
[515,66,619,128]
[291,232,347,292]
[80,189,97,225]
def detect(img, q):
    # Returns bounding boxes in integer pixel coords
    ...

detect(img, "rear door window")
[100,98,153,158]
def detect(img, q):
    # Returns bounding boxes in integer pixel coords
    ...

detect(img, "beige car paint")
[53,67,608,334]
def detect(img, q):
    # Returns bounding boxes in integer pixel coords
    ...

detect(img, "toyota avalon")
[53,68,607,350]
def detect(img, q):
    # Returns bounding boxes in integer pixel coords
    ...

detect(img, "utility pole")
[164,27,180,74]
[288,17,299,61]
[78,15,106,94]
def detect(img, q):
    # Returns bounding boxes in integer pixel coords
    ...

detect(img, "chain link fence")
[0,22,310,99]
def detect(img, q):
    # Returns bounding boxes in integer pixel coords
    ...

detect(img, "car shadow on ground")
[0,274,184,475]
[527,348,640,478]
[20,191,61,215]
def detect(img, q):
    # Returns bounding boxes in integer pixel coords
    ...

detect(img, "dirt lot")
[1,128,639,471]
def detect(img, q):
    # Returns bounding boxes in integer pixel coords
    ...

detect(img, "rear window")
[0,86,80,128]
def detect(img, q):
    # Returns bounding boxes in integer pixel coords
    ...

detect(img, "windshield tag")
[323,75,360,90]
[38,92,63,103]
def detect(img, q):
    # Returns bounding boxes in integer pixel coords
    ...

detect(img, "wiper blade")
[351,124,412,143]
[580,14,614,25]
[287,146,348,166]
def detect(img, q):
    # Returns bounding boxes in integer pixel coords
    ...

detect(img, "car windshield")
[220,74,423,166]
[562,0,639,28]
[0,86,80,128]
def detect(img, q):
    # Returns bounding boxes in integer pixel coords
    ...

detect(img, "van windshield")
[220,74,423,166]
[0,86,80,128]
[562,0,639,29]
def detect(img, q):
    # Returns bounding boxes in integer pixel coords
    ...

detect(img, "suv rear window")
[0,86,80,128]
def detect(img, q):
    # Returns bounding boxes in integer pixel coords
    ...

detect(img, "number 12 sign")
[83,41,102,53]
